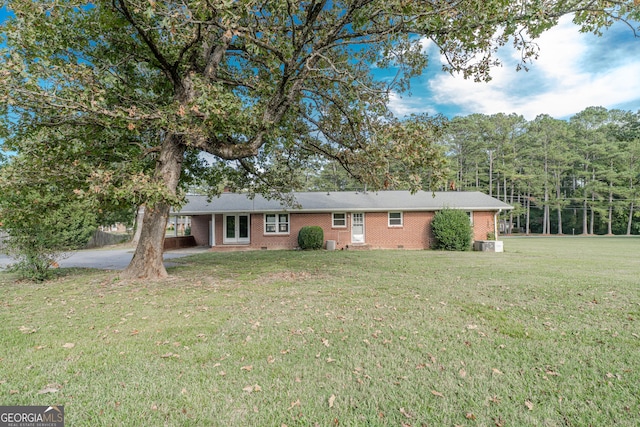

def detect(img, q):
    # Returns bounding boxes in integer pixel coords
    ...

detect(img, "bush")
[298,226,324,250]
[2,202,97,281]
[431,209,472,251]
[0,160,98,281]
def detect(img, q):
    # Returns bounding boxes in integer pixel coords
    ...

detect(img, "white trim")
[264,213,290,235]
[351,212,365,243]
[223,214,250,244]
[388,211,403,227]
[332,212,347,228]
[210,214,215,247]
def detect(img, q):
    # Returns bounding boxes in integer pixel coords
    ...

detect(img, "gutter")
[173,206,514,216]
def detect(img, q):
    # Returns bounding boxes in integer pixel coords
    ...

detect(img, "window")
[265,213,289,234]
[467,211,474,225]
[332,212,347,228]
[388,212,403,227]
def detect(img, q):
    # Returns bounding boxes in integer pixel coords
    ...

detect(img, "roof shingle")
[174,191,513,215]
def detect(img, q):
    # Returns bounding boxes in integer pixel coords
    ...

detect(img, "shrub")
[298,226,324,250]
[2,201,97,281]
[0,159,98,281]
[431,209,472,251]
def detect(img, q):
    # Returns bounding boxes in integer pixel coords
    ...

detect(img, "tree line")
[307,106,640,235]
[444,107,640,235]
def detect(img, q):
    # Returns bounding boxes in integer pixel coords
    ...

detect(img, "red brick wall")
[201,210,497,250]
[249,213,351,250]
[190,215,211,246]
[472,211,496,241]
[362,211,435,249]
[214,214,224,246]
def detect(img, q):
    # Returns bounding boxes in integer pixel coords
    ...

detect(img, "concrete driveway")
[0,246,210,271]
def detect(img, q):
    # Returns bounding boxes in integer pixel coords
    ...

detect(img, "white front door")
[351,213,365,243]
[224,214,250,244]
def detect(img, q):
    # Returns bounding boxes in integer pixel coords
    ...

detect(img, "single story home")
[171,191,513,250]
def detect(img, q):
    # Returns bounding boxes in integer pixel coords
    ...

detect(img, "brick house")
[172,191,512,250]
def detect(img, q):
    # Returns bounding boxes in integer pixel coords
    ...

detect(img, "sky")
[384,15,640,120]
[1,7,640,121]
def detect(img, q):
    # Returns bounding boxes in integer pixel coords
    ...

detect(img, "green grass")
[1,236,639,426]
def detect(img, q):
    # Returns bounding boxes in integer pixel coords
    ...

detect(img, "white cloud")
[408,16,640,119]
[388,91,437,117]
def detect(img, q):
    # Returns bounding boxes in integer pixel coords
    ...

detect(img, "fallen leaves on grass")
[62,343,75,349]
[288,399,301,410]
[241,365,253,372]
[19,326,36,334]
[160,352,180,359]
[399,408,413,418]
[328,394,336,408]
[242,384,262,393]
[38,384,62,394]
[431,390,444,398]
[525,400,534,411]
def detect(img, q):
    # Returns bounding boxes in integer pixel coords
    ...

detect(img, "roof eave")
[173,206,513,215]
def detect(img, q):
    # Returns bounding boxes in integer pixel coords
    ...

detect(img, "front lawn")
[1,237,639,426]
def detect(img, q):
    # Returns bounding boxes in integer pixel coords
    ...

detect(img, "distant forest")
[305,106,640,236]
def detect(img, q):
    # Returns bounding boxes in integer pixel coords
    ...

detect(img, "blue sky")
[385,16,640,120]
[2,7,639,121]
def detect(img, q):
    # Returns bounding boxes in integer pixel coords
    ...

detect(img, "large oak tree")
[1,0,638,278]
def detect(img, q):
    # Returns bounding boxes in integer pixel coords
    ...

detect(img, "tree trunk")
[582,198,588,235]
[589,196,595,235]
[607,185,613,235]
[543,187,550,235]
[503,176,507,203]
[122,134,185,279]
[508,184,514,234]
[525,191,531,235]
[627,202,634,236]
[488,151,493,197]
[557,206,563,235]
[132,206,145,245]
